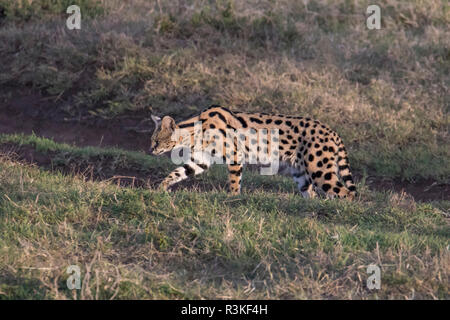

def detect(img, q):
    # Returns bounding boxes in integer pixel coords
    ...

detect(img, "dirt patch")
[0,92,152,152]
[1,92,449,202]
[361,176,450,202]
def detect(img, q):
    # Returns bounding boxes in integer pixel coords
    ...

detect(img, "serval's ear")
[161,116,177,132]
[151,115,162,129]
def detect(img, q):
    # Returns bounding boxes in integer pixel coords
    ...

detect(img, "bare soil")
[0,91,151,151]
[1,93,449,202]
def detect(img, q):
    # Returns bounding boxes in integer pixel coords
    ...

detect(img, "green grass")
[0,132,305,193]
[0,133,449,299]
[0,132,166,169]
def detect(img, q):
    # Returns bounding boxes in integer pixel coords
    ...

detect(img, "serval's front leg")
[227,164,243,195]
[160,160,210,191]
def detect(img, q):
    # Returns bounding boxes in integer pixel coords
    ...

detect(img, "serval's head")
[149,115,178,155]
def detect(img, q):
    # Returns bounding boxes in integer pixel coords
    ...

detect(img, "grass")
[0,133,449,299]
[0,132,167,172]
[0,0,449,299]
[0,0,105,22]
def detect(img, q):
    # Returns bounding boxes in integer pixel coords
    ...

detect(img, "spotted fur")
[149,105,357,200]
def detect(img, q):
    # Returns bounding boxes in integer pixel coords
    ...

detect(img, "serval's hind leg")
[290,167,317,198]
[304,158,352,199]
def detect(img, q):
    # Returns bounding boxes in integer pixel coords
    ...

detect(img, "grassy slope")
[0,134,449,299]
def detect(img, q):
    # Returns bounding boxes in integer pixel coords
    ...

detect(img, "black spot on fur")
[178,122,195,128]
[229,168,242,175]
[343,175,353,182]
[209,111,227,123]
[236,116,248,128]
[183,164,195,176]
[250,117,263,124]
